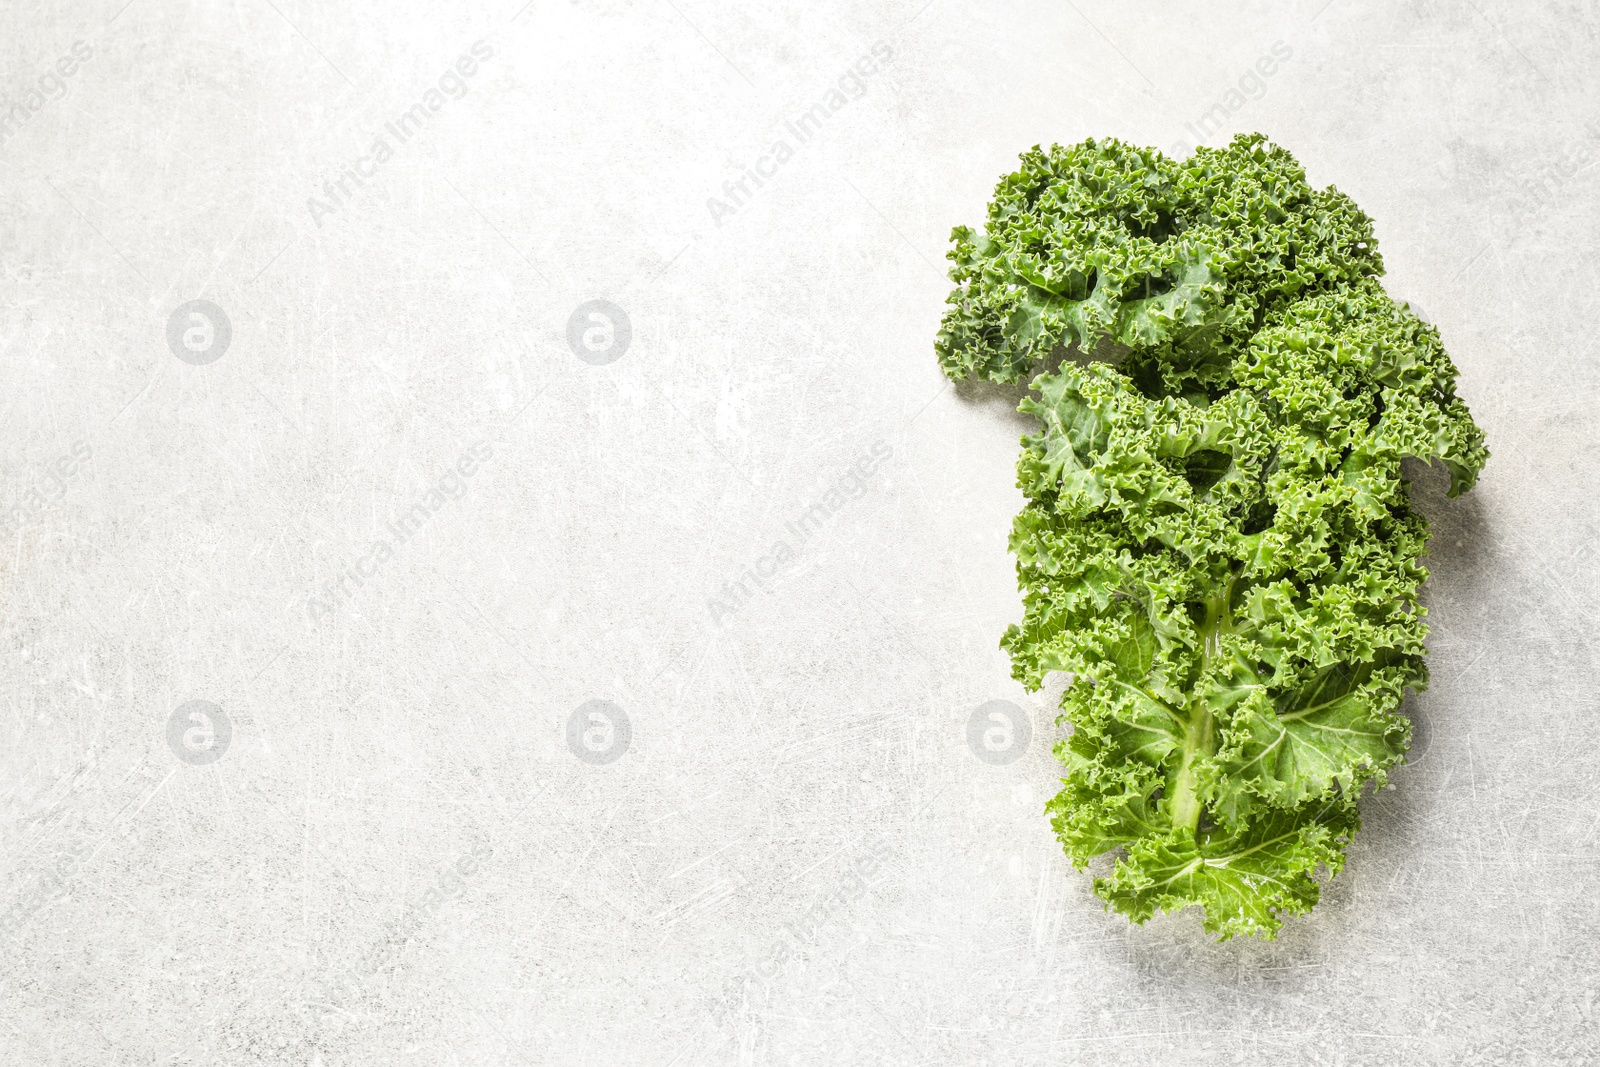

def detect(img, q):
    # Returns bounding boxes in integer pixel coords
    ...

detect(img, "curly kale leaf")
[940,134,1487,939]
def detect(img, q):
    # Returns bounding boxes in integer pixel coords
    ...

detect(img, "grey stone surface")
[1,1,1595,1063]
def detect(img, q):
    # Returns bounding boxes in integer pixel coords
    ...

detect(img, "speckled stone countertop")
[1,1,1595,1063]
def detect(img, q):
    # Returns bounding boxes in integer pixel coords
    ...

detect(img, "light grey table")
[2,1,1595,1063]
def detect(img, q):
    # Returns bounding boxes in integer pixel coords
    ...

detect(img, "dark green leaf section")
[940,133,1488,940]
[936,134,1383,391]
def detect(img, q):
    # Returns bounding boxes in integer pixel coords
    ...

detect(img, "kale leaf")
[937,133,1488,939]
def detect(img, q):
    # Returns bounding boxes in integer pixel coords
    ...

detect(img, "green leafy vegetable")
[936,133,1487,939]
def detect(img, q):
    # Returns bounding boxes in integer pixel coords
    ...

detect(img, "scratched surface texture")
[1,0,1595,1063]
